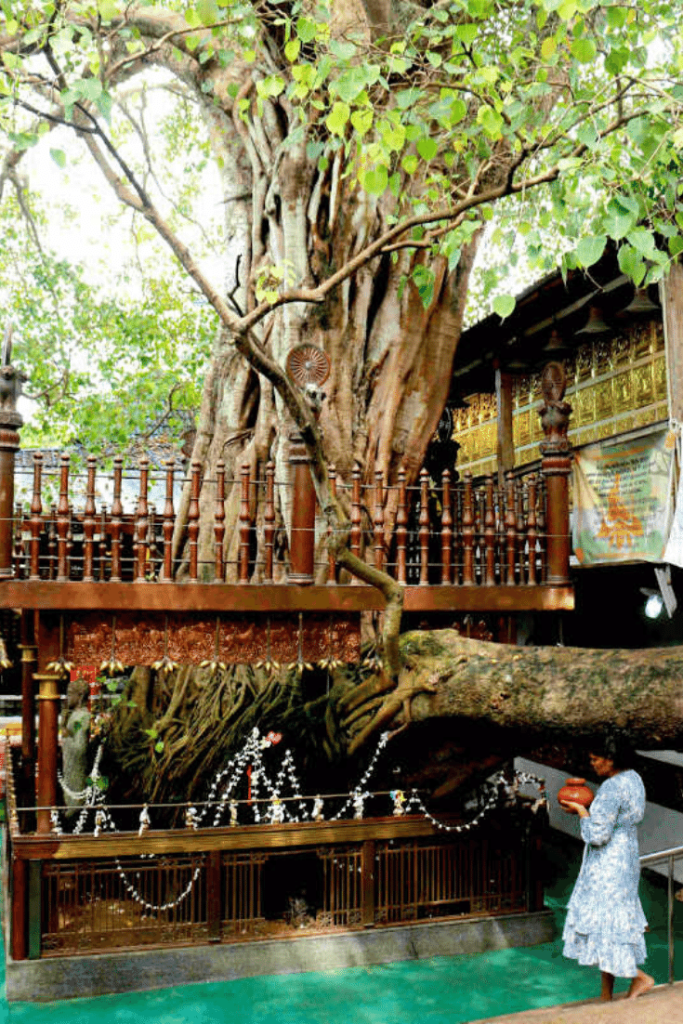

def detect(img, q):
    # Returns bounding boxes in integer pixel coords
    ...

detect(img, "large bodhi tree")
[1,0,683,800]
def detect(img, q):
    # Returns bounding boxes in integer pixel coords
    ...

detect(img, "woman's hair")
[589,732,636,770]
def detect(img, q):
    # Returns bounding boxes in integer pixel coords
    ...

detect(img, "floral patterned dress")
[562,769,648,978]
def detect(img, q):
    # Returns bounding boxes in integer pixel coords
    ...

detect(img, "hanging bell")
[617,287,659,318]
[576,305,611,336]
[542,328,568,354]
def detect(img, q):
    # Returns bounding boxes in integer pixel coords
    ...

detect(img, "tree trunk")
[335,630,683,756]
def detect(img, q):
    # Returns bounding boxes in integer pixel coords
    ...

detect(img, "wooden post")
[135,457,150,582]
[661,262,683,421]
[162,459,175,583]
[214,460,226,584]
[462,471,475,585]
[187,460,201,582]
[538,362,573,586]
[55,454,70,582]
[350,464,362,579]
[327,465,337,584]
[0,358,23,580]
[361,839,376,927]
[11,856,28,961]
[495,366,514,489]
[82,455,97,583]
[206,849,222,942]
[110,456,123,582]
[484,474,496,585]
[18,613,37,783]
[238,463,252,584]
[396,467,408,585]
[441,469,452,585]
[287,433,315,584]
[263,462,275,584]
[373,470,385,572]
[35,672,61,836]
[419,468,430,585]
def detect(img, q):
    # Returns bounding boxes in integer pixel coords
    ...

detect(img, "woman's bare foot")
[600,971,615,1001]
[627,970,655,999]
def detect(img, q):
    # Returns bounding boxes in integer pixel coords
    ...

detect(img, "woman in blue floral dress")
[560,739,654,1001]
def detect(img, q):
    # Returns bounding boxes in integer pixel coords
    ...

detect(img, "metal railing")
[640,843,683,984]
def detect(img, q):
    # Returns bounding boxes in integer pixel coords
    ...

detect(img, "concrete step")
[473,982,683,1024]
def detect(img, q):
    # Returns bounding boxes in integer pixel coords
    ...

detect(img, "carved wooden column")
[0,330,25,578]
[285,343,331,586]
[35,672,61,835]
[661,262,683,422]
[287,431,316,584]
[538,361,573,586]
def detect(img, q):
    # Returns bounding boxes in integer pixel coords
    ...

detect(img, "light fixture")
[644,593,664,619]
[576,305,611,336]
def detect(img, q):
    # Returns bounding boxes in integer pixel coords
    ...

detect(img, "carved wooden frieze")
[62,612,361,668]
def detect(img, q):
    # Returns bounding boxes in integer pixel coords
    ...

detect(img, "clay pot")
[557,777,594,812]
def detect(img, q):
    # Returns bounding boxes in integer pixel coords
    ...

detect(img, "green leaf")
[617,244,647,286]
[350,108,373,137]
[570,38,597,63]
[417,136,438,160]
[402,153,418,175]
[325,101,350,136]
[284,39,300,62]
[50,149,67,169]
[540,37,557,59]
[154,741,165,753]
[363,165,388,195]
[576,234,606,267]
[493,294,516,319]
[478,105,504,138]
[605,6,628,28]
[627,226,656,257]
[296,17,317,43]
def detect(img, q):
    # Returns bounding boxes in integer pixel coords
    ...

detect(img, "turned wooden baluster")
[462,471,474,585]
[484,474,496,585]
[135,457,149,582]
[537,475,548,583]
[238,462,251,584]
[526,475,538,586]
[98,507,108,580]
[13,502,24,579]
[29,452,43,580]
[418,469,430,585]
[453,483,463,585]
[350,464,362,582]
[441,470,452,585]
[47,504,57,580]
[327,465,336,584]
[161,459,175,582]
[56,454,70,582]
[504,472,517,585]
[263,461,275,584]
[188,460,201,582]
[474,486,483,584]
[374,470,385,572]
[148,505,158,579]
[396,466,408,584]
[83,455,97,582]
[214,459,226,583]
[515,477,526,583]
[66,505,74,580]
[110,456,123,582]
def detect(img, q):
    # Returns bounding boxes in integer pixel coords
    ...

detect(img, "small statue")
[311,795,324,822]
[352,790,365,820]
[138,803,151,836]
[269,796,285,824]
[229,800,239,827]
[185,806,199,830]
[392,789,406,817]
[60,677,91,818]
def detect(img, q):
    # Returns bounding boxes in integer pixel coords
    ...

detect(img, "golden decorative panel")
[456,320,670,478]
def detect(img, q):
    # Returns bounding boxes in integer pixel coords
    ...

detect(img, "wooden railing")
[6,752,543,960]
[8,455,556,589]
